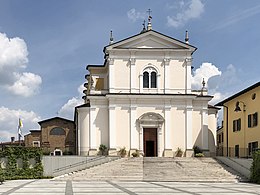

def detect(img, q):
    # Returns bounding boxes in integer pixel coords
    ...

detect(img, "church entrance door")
[143,128,157,157]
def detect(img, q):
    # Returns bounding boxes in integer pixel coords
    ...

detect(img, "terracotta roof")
[38,116,74,125]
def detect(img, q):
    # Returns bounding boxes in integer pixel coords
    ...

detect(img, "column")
[89,107,97,155]
[130,58,136,93]
[164,58,170,93]
[186,102,193,157]
[109,104,117,155]
[108,58,115,93]
[201,108,209,156]
[164,105,173,157]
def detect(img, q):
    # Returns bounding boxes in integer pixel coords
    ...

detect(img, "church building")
[76,17,218,157]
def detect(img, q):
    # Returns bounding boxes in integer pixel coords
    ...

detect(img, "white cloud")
[167,0,204,28]
[192,62,239,105]
[0,106,41,142]
[127,8,146,22]
[58,84,84,119]
[7,72,42,97]
[191,62,221,89]
[0,32,42,97]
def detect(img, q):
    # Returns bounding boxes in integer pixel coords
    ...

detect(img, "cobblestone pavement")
[1,180,260,195]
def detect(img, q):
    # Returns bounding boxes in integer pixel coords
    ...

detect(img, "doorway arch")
[137,112,164,157]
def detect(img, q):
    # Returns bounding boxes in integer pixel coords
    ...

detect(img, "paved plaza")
[0,180,260,195]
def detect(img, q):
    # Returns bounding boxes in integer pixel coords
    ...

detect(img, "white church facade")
[76,21,218,157]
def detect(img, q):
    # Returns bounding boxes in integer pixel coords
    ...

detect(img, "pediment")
[105,30,196,51]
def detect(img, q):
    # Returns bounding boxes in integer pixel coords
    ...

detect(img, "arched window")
[142,67,158,88]
[151,72,157,88]
[143,71,149,88]
[50,127,66,135]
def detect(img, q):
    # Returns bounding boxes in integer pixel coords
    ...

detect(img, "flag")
[18,118,23,138]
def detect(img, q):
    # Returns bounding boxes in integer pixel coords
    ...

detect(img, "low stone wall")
[216,156,253,179]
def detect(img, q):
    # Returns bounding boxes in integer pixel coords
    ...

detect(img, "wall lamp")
[234,101,246,112]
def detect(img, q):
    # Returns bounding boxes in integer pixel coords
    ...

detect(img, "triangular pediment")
[105,30,196,51]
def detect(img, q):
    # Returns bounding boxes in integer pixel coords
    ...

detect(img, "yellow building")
[216,82,260,157]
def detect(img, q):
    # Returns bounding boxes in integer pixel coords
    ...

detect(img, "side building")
[24,117,76,155]
[216,81,260,157]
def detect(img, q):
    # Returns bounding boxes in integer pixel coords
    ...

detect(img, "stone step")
[55,157,244,182]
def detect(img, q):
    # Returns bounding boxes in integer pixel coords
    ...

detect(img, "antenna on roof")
[109,30,114,44]
[147,9,152,30]
[185,30,189,44]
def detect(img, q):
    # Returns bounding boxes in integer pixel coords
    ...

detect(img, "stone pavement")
[1,180,260,195]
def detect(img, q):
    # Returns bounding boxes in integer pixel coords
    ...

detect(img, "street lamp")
[234,101,247,157]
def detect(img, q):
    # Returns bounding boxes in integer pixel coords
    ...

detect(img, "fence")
[216,147,259,158]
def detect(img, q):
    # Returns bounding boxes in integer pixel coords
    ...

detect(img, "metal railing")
[216,147,259,158]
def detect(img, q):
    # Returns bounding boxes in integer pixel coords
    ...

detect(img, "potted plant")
[99,144,107,156]
[132,150,140,157]
[175,147,183,157]
[118,147,127,157]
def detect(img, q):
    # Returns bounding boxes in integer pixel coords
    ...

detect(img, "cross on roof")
[147,9,152,17]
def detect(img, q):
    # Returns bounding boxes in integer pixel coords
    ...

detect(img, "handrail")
[53,151,120,173]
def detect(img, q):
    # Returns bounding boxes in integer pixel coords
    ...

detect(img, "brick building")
[24,117,76,155]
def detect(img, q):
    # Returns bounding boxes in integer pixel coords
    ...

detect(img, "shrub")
[132,151,140,157]
[0,168,4,184]
[118,147,127,157]
[193,146,202,155]
[250,150,260,184]
[195,153,204,157]
[99,144,107,156]
[0,147,44,180]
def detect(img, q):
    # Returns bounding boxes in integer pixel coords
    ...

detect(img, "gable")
[105,30,196,51]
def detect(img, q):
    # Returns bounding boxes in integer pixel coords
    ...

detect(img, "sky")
[0,0,259,142]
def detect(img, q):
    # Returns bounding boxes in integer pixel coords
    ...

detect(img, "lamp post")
[223,105,229,157]
[234,101,246,157]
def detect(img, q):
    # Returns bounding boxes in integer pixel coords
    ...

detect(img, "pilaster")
[185,58,192,94]
[108,58,115,93]
[186,102,193,151]
[130,58,136,93]
[89,107,97,150]
[109,104,116,154]
[164,104,172,156]
[201,108,209,150]
[164,58,170,93]
[130,103,138,150]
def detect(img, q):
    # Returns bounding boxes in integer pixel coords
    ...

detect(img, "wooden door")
[143,128,157,157]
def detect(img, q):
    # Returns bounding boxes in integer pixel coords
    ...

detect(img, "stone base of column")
[164,149,173,157]
[109,148,118,156]
[80,151,89,156]
[88,149,98,156]
[185,149,194,157]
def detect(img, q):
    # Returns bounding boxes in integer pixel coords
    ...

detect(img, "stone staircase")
[55,157,244,182]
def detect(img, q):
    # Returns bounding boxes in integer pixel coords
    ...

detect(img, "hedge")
[250,150,260,184]
[0,147,44,182]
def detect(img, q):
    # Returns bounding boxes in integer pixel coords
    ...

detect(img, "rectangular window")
[248,141,258,156]
[221,132,224,142]
[233,118,241,132]
[248,112,258,128]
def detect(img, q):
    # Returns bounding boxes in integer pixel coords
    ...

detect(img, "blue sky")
[0,0,259,141]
